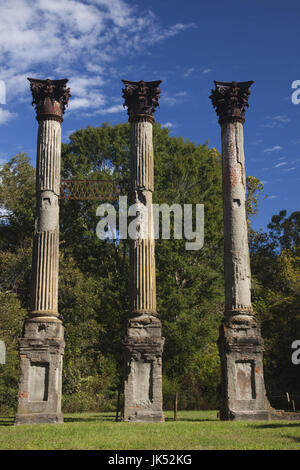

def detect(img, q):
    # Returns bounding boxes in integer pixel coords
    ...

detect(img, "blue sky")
[0,0,299,231]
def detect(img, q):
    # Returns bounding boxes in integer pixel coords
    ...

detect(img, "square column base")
[124,410,165,423]
[15,412,63,425]
[123,314,165,422]
[220,410,269,421]
[15,318,65,425]
[218,314,268,421]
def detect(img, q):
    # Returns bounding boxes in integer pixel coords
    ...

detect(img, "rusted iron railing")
[60,179,120,202]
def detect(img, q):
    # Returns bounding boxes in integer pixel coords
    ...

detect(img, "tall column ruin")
[210,81,268,421]
[15,78,71,425]
[122,80,165,422]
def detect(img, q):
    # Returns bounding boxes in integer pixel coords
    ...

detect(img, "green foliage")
[251,210,300,400]
[0,246,32,307]
[0,153,35,249]
[0,292,27,414]
[246,175,264,222]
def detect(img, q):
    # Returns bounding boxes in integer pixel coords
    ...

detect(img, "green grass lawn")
[0,410,299,450]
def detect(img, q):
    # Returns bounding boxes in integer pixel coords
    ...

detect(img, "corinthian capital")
[122,79,162,118]
[210,80,254,124]
[28,78,71,122]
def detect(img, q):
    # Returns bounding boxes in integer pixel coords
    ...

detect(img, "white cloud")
[69,95,105,111]
[267,195,279,199]
[0,108,17,125]
[62,129,76,142]
[249,139,263,145]
[272,115,290,123]
[283,167,296,172]
[202,68,212,74]
[96,104,125,114]
[183,68,194,79]
[0,0,195,116]
[263,145,282,153]
[273,162,287,168]
[68,76,105,97]
[161,95,177,106]
[161,90,187,107]
[162,122,174,128]
[144,22,196,45]
[261,115,290,128]
[64,75,108,111]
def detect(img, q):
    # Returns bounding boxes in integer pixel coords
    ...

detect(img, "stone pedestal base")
[218,313,268,421]
[15,412,63,425]
[225,410,269,421]
[123,314,164,422]
[15,317,65,425]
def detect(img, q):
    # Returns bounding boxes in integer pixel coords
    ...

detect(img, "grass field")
[0,410,299,450]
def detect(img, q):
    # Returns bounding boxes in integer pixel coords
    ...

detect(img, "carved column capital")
[210,80,254,124]
[122,79,162,120]
[28,78,71,122]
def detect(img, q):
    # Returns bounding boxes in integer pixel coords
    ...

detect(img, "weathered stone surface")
[210,80,254,124]
[218,314,268,420]
[15,79,69,425]
[28,78,70,122]
[210,81,268,421]
[122,80,164,422]
[221,121,252,314]
[122,80,161,117]
[123,315,164,422]
[15,319,64,425]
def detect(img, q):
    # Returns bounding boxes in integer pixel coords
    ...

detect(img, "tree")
[251,209,300,401]
[0,153,35,249]
[246,175,264,222]
[0,292,26,414]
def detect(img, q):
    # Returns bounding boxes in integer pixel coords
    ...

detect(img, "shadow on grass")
[64,415,219,424]
[0,417,14,426]
[63,414,116,423]
[285,436,300,443]
[0,413,220,426]
[164,417,219,423]
[0,415,118,426]
[253,423,300,429]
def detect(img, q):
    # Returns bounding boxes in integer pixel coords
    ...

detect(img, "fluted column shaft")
[130,116,156,315]
[31,119,61,318]
[122,79,164,422]
[15,78,70,425]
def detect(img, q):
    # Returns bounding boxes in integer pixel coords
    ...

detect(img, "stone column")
[122,80,165,422]
[15,78,71,425]
[210,81,268,421]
